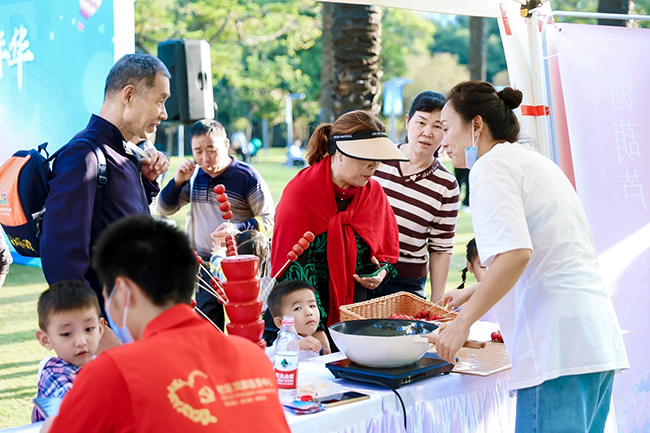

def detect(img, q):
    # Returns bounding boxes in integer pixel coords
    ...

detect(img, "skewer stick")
[196,276,228,304]
[271,259,292,281]
[194,307,223,333]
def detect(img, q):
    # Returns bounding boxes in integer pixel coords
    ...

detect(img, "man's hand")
[174,159,196,186]
[298,336,323,353]
[140,148,169,182]
[210,222,238,249]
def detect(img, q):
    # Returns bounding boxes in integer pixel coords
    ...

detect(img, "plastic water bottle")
[274,315,300,402]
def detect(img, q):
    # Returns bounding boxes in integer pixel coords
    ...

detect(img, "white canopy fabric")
[318,0,506,18]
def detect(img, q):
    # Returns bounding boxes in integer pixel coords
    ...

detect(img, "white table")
[286,352,516,433]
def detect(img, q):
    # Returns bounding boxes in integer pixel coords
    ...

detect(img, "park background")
[2,0,649,429]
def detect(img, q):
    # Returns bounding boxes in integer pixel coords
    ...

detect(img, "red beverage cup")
[226,319,264,342]
[222,278,260,303]
[225,298,263,323]
[221,255,260,281]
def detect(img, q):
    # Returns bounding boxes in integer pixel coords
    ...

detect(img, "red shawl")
[271,155,400,324]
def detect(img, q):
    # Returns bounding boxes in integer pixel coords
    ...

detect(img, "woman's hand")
[298,336,323,353]
[353,256,387,290]
[436,318,471,364]
[442,284,478,308]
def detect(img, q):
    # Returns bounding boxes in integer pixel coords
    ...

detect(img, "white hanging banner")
[556,22,650,432]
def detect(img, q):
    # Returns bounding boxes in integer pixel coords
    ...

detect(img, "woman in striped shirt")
[372,91,460,302]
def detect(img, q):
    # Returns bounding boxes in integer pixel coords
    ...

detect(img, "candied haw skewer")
[213,184,226,195]
[225,234,237,256]
[271,231,315,280]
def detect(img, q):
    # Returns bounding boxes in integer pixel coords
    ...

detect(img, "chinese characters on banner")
[0,24,35,91]
[556,23,650,432]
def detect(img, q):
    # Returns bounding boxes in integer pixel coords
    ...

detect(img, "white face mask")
[464,123,480,169]
[105,286,134,344]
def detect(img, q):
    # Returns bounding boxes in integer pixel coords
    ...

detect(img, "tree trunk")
[598,0,630,26]
[469,16,487,81]
[331,4,383,117]
[320,2,336,124]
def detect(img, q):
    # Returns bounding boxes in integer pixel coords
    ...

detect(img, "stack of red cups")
[213,183,265,349]
[222,254,265,349]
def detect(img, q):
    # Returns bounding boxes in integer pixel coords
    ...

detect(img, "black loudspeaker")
[157,39,214,124]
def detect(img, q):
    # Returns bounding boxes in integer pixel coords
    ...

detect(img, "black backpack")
[0,139,107,257]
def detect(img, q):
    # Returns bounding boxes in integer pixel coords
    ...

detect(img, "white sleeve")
[469,158,532,267]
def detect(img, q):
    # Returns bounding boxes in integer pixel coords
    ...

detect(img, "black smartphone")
[312,391,370,408]
[356,263,388,278]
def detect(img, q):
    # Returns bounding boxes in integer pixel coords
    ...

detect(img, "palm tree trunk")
[331,4,383,117]
[598,0,630,26]
[469,16,487,81]
[320,2,336,124]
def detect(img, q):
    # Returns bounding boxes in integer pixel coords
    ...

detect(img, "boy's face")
[274,289,320,337]
[36,307,104,367]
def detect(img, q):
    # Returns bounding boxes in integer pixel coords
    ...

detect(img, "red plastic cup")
[226,319,264,341]
[222,277,260,302]
[225,298,263,323]
[221,255,260,281]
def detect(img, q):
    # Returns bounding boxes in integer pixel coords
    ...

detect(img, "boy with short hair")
[32,281,104,422]
[266,280,324,361]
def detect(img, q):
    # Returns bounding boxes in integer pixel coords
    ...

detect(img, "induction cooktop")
[325,353,454,390]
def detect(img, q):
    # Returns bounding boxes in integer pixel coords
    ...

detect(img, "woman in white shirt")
[436,80,628,432]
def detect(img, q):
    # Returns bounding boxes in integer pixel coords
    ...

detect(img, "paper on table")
[452,342,511,376]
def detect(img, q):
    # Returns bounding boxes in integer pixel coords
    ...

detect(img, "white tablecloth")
[286,352,516,433]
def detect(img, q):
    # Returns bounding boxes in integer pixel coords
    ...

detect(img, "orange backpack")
[0,140,106,257]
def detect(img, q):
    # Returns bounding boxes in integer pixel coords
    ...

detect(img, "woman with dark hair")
[437,81,628,432]
[267,110,407,348]
[372,91,459,302]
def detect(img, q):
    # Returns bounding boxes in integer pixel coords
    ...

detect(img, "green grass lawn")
[0,148,476,428]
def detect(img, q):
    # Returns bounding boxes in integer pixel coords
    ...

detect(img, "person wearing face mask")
[41,215,291,433]
[264,110,407,350]
[372,91,460,303]
[436,81,628,432]
[157,119,275,330]
[40,54,170,344]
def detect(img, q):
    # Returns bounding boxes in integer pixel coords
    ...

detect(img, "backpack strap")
[72,138,107,246]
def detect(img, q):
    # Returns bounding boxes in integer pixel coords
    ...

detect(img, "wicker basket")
[339,291,457,322]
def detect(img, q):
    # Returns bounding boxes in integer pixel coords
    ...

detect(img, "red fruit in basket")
[219,202,231,212]
[298,238,309,249]
[287,251,298,261]
[292,245,304,255]
[432,314,442,320]
[222,210,233,220]
[214,184,226,194]
[420,309,430,319]
[303,231,315,242]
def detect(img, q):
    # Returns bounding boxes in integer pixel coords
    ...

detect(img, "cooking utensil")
[329,319,439,368]
[329,319,485,368]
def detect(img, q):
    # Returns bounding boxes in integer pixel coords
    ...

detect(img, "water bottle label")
[275,352,299,389]
[275,368,298,389]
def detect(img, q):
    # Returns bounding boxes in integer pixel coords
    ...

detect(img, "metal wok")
[329,319,439,368]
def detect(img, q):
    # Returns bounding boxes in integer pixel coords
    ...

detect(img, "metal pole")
[540,10,650,165]
[177,124,184,159]
[262,119,269,155]
[285,96,293,149]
